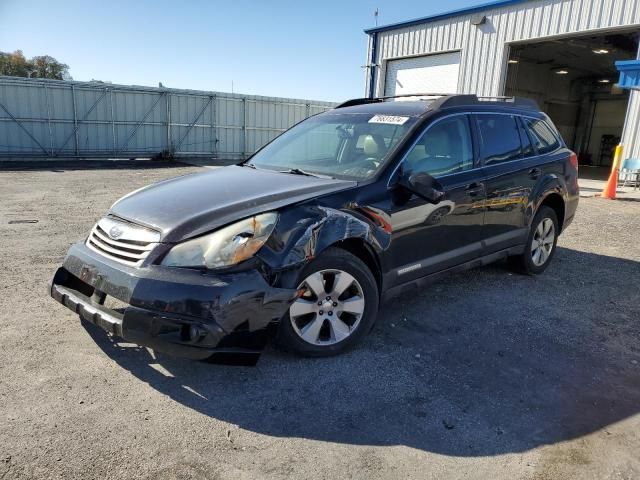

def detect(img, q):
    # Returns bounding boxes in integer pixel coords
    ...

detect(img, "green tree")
[0,50,30,77]
[30,55,69,79]
[0,50,70,80]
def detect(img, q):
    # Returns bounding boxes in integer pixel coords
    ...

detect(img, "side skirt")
[381,245,525,303]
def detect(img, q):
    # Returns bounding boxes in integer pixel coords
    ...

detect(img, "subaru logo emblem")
[109,225,124,239]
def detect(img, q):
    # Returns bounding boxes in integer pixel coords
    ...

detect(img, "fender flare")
[527,174,567,228]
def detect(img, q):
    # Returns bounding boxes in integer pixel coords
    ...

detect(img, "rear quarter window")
[524,118,561,155]
[517,117,535,158]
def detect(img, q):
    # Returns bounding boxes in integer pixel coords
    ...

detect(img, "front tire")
[278,247,379,357]
[508,205,559,275]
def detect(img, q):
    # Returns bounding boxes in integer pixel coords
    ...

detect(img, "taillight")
[569,152,578,171]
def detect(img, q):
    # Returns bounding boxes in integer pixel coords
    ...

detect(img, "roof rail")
[335,93,539,110]
[437,95,539,110]
[334,98,383,108]
[378,92,456,100]
[335,92,456,109]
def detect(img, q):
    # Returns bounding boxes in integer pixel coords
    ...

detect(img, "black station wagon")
[51,94,579,363]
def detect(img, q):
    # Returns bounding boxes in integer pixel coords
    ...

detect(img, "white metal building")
[364,0,640,165]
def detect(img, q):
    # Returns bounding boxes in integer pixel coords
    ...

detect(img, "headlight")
[161,212,277,268]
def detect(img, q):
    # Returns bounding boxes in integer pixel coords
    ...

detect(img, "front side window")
[477,114,522,165]
[525,118,561,155]
[248,112,418,180]
[403,115,474,177]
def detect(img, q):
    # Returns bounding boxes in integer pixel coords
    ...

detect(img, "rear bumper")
[51,243,297,360]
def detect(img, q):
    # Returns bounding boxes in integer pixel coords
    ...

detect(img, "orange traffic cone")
[601,145,623,200]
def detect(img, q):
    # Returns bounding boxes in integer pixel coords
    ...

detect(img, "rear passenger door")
[475,113,537,252]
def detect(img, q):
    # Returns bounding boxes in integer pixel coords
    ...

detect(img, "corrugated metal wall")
[367,0,640,157]
[0,76,335,160]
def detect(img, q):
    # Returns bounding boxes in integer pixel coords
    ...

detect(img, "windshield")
[247,112,418,180]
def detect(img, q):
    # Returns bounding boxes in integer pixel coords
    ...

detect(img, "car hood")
[109,165,356,242]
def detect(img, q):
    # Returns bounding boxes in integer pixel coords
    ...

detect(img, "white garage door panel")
[384,52,461,97]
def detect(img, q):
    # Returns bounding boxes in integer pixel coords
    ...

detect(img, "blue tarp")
[616,60,640,91]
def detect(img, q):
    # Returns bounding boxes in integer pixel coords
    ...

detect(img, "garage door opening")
[504,31,639,178]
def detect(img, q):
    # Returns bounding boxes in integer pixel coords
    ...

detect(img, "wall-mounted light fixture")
[470,14,487,25]
[593,49,609,54]
[508,59,519,64]
[555,69,569,75]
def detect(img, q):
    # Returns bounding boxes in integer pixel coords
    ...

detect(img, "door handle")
[465,182,484,196]
[529,168,542,179]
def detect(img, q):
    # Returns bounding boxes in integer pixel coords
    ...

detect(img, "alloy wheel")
[531,218,555,266]
[289,269,365,346]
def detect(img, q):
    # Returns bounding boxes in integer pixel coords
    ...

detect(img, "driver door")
[387,114,486,286]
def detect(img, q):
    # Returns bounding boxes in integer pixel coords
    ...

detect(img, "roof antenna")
[374,8,379,27]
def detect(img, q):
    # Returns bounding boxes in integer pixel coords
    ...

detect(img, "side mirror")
[402,172,445,204]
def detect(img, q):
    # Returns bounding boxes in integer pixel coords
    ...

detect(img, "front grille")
[86,217,160,267]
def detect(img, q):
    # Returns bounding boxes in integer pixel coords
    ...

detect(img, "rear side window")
[477,115,522,165]
[524,118,561,154]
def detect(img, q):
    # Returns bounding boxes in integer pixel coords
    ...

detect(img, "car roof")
[330,95,541,118]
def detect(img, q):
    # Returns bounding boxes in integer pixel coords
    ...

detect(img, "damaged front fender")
[257,204,391,281]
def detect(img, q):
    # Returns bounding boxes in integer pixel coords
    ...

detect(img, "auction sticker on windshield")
[368,115,410,125]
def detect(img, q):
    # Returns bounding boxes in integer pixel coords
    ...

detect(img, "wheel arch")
[259,205,390,292]
[537,191,566,232]
[329,238,383,293]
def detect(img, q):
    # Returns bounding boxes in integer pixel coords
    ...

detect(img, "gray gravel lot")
[1,162,639,480]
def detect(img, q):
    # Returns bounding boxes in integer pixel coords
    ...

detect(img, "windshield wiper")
[279,168,332,179]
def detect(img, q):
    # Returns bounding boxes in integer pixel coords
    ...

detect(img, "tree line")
[0,50,71,80]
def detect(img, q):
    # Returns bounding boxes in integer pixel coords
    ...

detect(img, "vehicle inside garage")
[504,31,638,172]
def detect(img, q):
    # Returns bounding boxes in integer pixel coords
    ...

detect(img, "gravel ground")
[0,163,639,480]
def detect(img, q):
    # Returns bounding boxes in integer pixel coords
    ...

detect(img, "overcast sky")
[0,0,475,102]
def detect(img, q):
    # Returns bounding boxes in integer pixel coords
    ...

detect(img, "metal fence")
[0,76,336,160]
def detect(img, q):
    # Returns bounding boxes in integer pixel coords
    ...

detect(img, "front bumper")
[51,243,297,360]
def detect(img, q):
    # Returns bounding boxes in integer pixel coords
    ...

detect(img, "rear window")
[524,118,561,154]
[477,114,522,165]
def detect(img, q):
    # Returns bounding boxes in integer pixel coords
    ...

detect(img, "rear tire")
[508,205,559,275]
[277,247,379,357]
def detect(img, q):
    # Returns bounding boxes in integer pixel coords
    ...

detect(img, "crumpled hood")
[109,165,356,242]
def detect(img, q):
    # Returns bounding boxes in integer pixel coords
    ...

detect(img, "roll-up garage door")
[384,52,461,97]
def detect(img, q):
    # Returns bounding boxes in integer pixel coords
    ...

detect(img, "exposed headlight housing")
[161,212,277,269]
